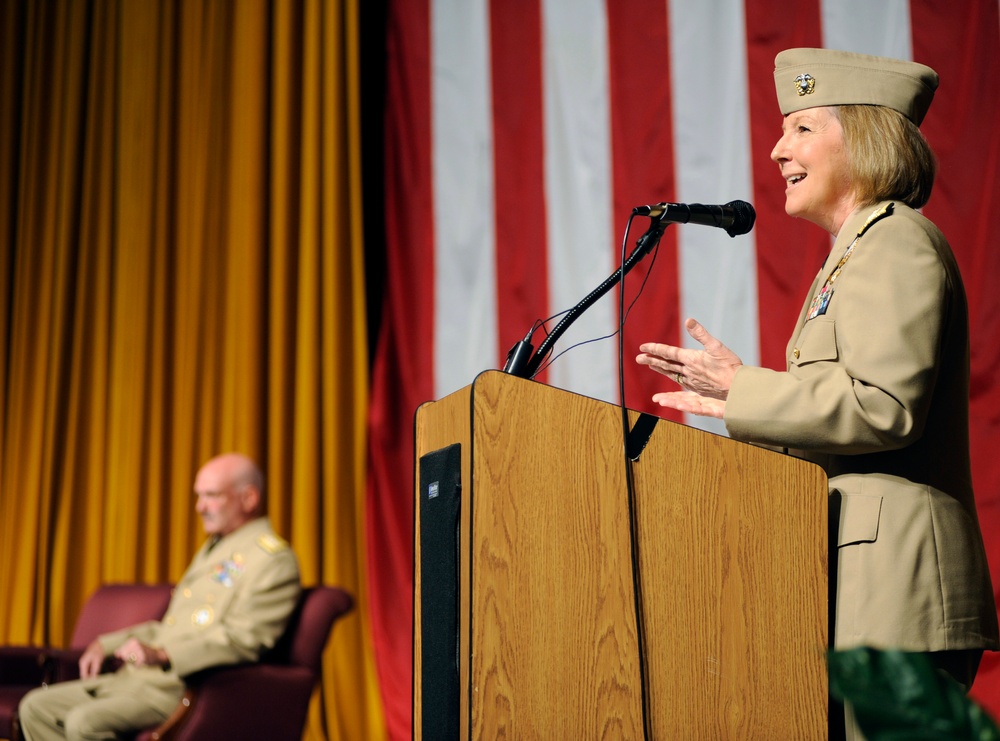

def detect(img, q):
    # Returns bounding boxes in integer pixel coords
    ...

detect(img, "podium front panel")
[415,371,828,739]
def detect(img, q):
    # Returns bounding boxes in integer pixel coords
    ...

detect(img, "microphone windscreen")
[725,200,756,237]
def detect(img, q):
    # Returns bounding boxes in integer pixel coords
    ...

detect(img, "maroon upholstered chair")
[0,583,174,741]
[0,648,47,741]
[133,585,354,741]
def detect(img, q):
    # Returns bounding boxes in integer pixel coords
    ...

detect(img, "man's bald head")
[193,453,266,536]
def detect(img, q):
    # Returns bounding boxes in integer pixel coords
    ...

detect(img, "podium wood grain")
[415,371,828,739]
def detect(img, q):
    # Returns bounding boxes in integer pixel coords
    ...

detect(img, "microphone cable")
[529,231,661,380]
[616,211,656,741]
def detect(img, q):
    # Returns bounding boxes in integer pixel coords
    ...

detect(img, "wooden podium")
[413,371,828,739]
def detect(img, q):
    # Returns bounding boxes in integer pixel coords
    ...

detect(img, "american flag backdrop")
[367,0,1000,736]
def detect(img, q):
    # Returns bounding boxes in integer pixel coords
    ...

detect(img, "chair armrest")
[0,647,48,685]
[41,648,84,684]
[144,664,317,741]
[133,689,195,741]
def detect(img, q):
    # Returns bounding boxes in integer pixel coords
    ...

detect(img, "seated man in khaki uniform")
[18,453,302,741]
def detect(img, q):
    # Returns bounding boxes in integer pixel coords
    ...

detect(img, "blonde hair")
[833,104,936,209]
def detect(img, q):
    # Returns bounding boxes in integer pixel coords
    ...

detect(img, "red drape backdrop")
[368,1,1000,737]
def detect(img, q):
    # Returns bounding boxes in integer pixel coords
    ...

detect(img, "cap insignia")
[794,73,816,96]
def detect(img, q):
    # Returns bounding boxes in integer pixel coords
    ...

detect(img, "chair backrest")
[266,586,354,676]
[70,584,174,649]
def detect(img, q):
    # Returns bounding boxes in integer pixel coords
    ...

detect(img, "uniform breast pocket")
[791,316,839,367]
[837,493,882,547]
[210,586,237,613]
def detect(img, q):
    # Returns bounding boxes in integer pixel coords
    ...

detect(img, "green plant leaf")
[828,648,1000,741]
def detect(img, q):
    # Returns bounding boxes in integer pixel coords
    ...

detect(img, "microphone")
[632,199,755,238]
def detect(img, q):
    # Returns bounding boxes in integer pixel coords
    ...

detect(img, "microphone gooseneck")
[502,198,756,378]
[502,216,670,378]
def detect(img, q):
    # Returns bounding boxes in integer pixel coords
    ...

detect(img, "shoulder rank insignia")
[257,533,289,554]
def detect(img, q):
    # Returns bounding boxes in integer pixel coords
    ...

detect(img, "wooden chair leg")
[146,688,197,741]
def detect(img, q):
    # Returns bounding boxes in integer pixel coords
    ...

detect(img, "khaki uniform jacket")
[98,517,301,689]
[725,201,999,652]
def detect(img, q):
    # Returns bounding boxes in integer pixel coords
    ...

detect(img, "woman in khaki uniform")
[636,48,998,738]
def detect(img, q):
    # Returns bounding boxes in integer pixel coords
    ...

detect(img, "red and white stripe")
[369,2,1000,737]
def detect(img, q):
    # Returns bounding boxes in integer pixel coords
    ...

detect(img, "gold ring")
[127,653,137,664]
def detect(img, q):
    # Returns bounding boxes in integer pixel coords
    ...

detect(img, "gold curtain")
[0,0,386,739]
